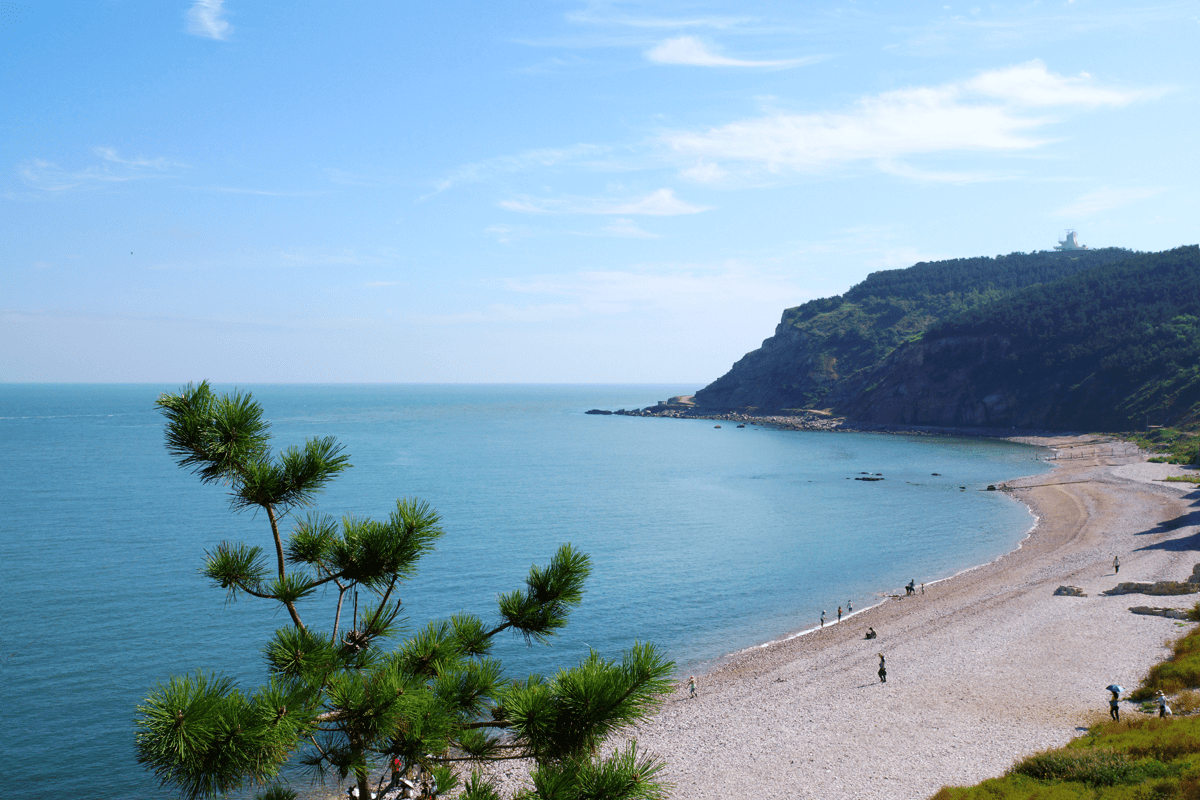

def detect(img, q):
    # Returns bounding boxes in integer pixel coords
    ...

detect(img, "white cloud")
[646,36,823,68]
[18,147,177,191]
[325,168,390,187]
[597,218,660,238]
[500,188,710,216]
[963,60,1161,108]
[876,159,1007,184]
[430,144,611,196]
[1052,186,1166,218]
[678,161,728,183]
[187,0,231,41]
[565,10,746,29]
[659,60,1160,178]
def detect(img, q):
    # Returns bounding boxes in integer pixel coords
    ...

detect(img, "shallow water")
[0,384,1049,797]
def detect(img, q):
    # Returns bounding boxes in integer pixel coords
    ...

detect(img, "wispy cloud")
[18,147,179,191]
[410,263,801,326]
[1052,186,1166,218]
[646,36,824,68]
[187,0,231,41]
[876,159,1008,184]
[428,144,611,196]
[660,60,1160,179]
[597,218,660,238]
[499,188,710,216]
[325,168,391,187]
[963,61,1163,108]
[565,8,746,30]
[182,186,322,197]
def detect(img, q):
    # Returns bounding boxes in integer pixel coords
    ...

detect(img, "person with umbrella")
[1107,684,1123,721]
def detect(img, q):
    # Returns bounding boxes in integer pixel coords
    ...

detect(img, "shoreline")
[623,436,1200,799]
[326,433,1200,800]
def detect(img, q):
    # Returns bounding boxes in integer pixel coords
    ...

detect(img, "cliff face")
[693,321,854,411]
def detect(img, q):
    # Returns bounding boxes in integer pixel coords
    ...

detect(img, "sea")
[0,384,1051,798]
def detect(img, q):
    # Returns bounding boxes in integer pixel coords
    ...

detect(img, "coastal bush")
[134,382,674,800]
[1132,628,1200,700]
[1008,747,1177,786]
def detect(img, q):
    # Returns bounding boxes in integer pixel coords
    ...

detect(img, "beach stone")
[1104,581,1200,596]
[1053,585,1087,596]
[1129,606,1194,620]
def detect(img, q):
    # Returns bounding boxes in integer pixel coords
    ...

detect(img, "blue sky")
[3,1,1197,384]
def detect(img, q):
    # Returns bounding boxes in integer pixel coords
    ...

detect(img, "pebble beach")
[624,436,1200,799]
[359,436,1200,800]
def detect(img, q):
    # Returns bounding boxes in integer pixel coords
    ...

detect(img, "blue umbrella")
[1107,684,1125,694]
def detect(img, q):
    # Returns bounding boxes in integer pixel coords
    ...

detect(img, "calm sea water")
[0,384,1049,797]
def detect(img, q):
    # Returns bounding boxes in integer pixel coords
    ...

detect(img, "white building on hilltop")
[1054,229,1088,251]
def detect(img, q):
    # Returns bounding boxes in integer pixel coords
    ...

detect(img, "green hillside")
[694,248,1137,411]
[848,245,1200,431]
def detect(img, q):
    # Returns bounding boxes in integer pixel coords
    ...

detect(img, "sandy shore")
[619,436,1200,799]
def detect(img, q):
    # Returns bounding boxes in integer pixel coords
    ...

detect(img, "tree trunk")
[356,769,372,800]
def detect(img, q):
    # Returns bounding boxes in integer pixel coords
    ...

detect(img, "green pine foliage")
[135,382,675,800]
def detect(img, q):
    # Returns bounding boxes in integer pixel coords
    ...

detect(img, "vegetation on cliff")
[695,244,1200,433]
[849,245,1200,431]
[694,248,1135,413]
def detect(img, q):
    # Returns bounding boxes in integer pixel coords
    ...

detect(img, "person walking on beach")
[1108,687,1121,721]
[687,675,697,698]
[837,605,843,622]
[877,653,887,683]
[820,610,826,628]
[921,583,925,595]
[1114,555,1121,575]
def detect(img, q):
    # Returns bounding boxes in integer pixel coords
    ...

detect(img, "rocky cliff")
[692,245,1200,432]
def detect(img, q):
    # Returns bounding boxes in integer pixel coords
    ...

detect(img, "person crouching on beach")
[877,653,887,683]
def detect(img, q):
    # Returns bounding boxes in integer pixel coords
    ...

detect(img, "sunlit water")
[0,384,1050,797]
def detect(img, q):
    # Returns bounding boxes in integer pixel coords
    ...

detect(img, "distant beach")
[478,437,1200,800]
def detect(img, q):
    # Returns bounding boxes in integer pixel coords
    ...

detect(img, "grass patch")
[1122,428,1200,465]
[933,625,1200,800]
[931,719,1200,799]
[1164,475,1200,485]
[1131,627,1200,700]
